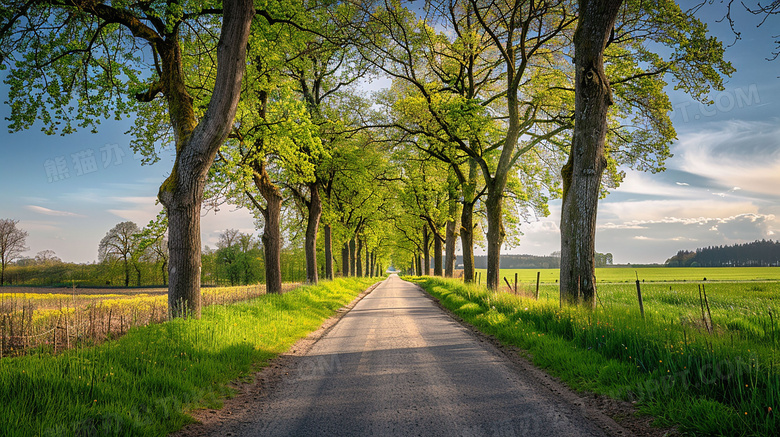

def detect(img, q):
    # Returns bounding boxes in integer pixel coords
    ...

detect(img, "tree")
[560,0,624,306]
[99,221,140,287]
[560,0,733,306]
[284,7,370,285]
[35,250,61,265]
[0,219,28,286]
[354,1,570,289]
[0,0,255,317]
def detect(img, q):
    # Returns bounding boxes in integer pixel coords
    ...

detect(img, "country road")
[176,275,629,437]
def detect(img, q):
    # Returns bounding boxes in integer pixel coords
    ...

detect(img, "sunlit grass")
[0,277,377,436]
[411,276,780,436]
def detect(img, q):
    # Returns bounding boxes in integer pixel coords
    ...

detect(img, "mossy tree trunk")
[560,0,623,307]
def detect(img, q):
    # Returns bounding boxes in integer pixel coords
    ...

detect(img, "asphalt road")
[190,275,621,437]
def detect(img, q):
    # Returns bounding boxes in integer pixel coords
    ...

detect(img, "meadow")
[410,269,780,436]
[0,277,377,436]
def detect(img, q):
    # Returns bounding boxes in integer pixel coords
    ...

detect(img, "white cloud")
[106,196,161,224]
[675,120,780,197]
[26,205,85,217]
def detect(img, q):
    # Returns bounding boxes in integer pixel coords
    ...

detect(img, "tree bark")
[349,237,356,277]
[560,0,623,307]
[304,181,322,284]
[341,242,350,277]
[422,226,430,276]
[158,0,254,319]
[365,244,371,278]
[246,158,284,295]
[260,189,283,294]
[460,200,476,283]
[444,219,458,278]
[324,224,334,280]
[356,238,363,277]
[433,233,443,276]
[485,189,505,290]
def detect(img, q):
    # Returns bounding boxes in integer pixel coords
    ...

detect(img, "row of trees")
[665,240,780,268]
[0,1,737,315]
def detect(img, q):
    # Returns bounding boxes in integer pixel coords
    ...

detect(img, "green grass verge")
[408,276,779,437]
[0,277,377,437]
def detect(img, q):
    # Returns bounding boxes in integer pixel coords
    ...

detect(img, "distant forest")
[665,240,780,267]
[458,253,614,270]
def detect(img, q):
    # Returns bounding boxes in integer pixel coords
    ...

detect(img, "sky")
[0,3,778,265]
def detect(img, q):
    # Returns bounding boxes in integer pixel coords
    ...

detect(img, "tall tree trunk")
[370,251,376,278]
[165,202,203,314]
[159,0,254,318]
[415,252,423,276]
[324,224,334,280]
[260,193,283,294]
[341,242,350,277]
[460,158,479,283]
[444,219,457,278]
[445,174,460,278]
[485,189,505,290]
[433,234,443,276]
[356,238,363,277]
[365,244,371,278]
[560,0,623,307]
[304,181,322,284]
[349,237,356,277]
[460,200,476,283]
[422,226,430,276]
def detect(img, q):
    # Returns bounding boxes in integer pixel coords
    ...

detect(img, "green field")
[476,266,780,284]
[410,274,780,436]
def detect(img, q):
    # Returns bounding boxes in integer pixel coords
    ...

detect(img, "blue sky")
[0,3,778,264]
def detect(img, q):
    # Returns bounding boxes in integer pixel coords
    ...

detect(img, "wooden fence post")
[535,272,540,300]
[503,277,513,294]
[698,285,709,333]
[635,272,645,319]
[702,284,713,334]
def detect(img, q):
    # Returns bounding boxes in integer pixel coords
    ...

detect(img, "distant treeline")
[3,247,309,288]
[458,252,613,269]
[665,240,780,267]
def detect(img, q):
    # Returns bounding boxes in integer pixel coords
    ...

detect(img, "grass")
[0,277,377,436]
[408,275,780,436]
[476,266,780,284]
